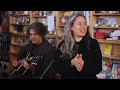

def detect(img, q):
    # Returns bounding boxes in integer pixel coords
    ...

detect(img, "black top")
[16,38,56,79]
[54,37,102,79]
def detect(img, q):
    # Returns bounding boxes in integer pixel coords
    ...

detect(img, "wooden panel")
[99,41,120,60]
[98,40,120,44]
[93,13,120,16]
[111,44,120,57]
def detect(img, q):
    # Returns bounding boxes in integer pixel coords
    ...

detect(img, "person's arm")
[12,42,31,67]
[53,48,75,75]
[93,39,102,74]
[53,40,77,75]
[83,39,102,75]
[81,39,102,75]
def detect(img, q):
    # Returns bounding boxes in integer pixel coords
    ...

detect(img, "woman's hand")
[71,54,84,72]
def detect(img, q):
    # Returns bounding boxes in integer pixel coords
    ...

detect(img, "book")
[104,43,112,55]
[111,60,120,79]
[116,66,120,76]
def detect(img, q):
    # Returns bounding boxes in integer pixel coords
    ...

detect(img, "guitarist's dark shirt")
[15,38,56,79]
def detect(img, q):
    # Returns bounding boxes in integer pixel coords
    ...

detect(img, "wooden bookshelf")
[93,13,120,16]
[102,54,120,60]
[92,26,120,29]
[9,11,30,60]
[97,40,120,44]
[90,11,120,61]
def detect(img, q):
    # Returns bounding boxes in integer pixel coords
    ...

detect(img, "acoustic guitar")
[10,53,41,76]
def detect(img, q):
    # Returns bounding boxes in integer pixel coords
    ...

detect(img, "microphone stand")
[38,59,54,79]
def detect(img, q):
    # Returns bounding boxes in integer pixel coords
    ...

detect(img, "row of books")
[97,57,120,79]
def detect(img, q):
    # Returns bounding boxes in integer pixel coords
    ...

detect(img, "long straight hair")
[59,13,91,58]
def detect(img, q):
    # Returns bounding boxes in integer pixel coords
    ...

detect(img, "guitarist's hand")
[29,64,36,72]
[23,61,35,71]
[12,60,19,67]
[23,61,30,69]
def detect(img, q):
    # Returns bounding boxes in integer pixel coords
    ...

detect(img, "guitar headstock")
[30,56,42,65]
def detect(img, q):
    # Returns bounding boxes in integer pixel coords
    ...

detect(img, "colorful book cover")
[104,43,112,55]
[111,60,120,79]
[117,66,120,75]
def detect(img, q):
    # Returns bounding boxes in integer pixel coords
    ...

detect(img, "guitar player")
[10,22,57,79]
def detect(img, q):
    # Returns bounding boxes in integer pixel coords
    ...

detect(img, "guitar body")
[10,54,41,79]
[10,66,33,79]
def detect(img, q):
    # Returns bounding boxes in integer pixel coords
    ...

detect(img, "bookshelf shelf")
[10,23,30,26]
[12,32,29,36]
[11,43,26,47]
[32,16,47,18]
[92,26,120,29]
[102,54,120,60]
[58,25,65,27]
[97,40,120,44]
[12,14,30,16]
[93,13,120,16]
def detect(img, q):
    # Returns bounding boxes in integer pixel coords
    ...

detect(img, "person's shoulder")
[90,37,98,43]
[27,40,32,45]
[58,39,64,48]
[44,39,54,47]
[25,40,33,48]
[44,39,56,50]
[89,38,101,53]
[88,38,99,48]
